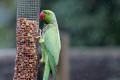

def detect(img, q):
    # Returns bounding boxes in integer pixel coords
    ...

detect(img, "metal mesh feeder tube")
[14,0,40,79]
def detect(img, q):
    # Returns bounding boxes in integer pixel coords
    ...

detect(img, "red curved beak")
[40,12,45,20]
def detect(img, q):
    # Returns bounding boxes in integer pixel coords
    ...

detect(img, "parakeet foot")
[39,39,44,43]
[36,36,40,38]
[40,58,44,63]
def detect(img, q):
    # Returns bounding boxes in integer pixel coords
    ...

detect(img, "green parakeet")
[39,10,61,80]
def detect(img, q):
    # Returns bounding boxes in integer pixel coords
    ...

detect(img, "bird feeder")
[14,0,40,79]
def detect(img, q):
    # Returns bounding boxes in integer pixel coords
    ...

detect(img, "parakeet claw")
[39,39,44,43]
[40,58,44,63]
[36,36,40,38]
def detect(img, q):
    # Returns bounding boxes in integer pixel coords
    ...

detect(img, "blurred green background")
[1,0,120,48]
[1,0,120,80]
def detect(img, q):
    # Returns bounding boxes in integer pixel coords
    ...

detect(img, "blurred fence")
[1,47,120,80]
[70,47,120,80]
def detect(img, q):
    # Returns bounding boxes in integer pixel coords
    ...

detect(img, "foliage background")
[0,0,120,48]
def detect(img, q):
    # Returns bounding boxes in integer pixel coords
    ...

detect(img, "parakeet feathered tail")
[43,55,50,80]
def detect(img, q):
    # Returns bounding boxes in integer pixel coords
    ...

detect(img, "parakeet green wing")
[43,24,61,80]
[43,24,61,65]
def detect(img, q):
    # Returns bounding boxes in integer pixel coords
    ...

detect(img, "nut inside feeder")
[14,0,40,79]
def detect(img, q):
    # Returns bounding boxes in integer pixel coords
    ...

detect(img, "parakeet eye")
[48,12,50,16]
[44,12,47,14]
[44,11,50,16]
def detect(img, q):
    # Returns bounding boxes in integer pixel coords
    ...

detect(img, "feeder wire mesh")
[17,0,40,21]
[14,0,41,80]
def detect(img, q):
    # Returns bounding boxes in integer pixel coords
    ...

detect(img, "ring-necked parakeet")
[39,10,61,80]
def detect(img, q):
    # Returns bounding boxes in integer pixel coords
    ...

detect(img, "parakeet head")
[40,10,56,24]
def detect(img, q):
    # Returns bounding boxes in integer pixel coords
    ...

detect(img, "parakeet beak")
[40,12,45,20]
